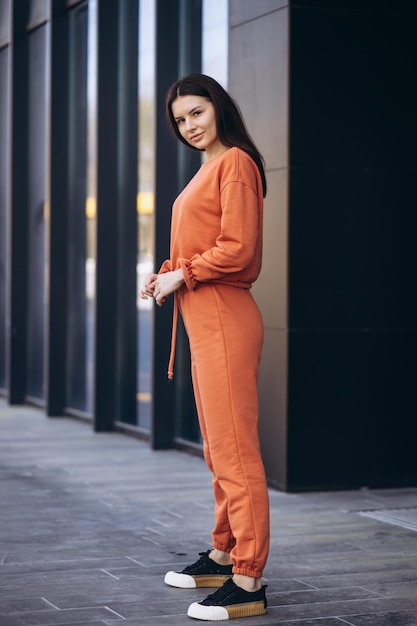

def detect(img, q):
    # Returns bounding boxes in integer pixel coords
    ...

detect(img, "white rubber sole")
[187,602,229,621]
[164,571,197,588]
[164,571,231,589]
[187,600,267,621]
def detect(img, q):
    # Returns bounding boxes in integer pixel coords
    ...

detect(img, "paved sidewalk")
[0,400,417,625]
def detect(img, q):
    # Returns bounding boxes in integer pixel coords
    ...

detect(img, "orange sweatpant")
[179,283,270,579]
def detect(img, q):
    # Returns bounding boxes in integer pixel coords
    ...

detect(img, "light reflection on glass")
[85,0,97,414]
[137,0,156,430]
[202,0,228,88]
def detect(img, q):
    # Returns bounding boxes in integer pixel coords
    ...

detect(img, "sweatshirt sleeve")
[158,259,172,274]
[179,178,259,290]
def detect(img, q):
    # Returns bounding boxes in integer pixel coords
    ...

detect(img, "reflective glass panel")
[86,0,97,413]
[202,0,228,87]
[136,0,155,430]
[26,25,48,402]
[67,4,95,414]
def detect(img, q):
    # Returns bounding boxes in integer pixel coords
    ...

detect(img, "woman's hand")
[153,269,184,306]
[139,273,158,300]
[139,269,184,306]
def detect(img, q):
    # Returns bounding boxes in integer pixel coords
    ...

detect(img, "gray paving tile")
[102,618,213,626]
[274,617,348,626]
[0,597,54,616]
[267,586,381,607]
[0,606,118,625]
[266,596,417,621]
[0,557,136,575]
[344,611,417,626]
[296,569,417,591]
[363,580,417,598]
[44,623,108,626]
[0,568,121,590]
[265,551,417,580]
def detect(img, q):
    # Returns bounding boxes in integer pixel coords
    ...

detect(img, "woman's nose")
[185,117,196,131]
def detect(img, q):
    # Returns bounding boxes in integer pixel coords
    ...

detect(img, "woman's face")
[171,95,225,159]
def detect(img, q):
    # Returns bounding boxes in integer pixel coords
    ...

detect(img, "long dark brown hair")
[166,74,267,197]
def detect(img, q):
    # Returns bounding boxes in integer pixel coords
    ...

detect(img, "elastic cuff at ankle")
[212,541,234,554]
[232,566,263,578]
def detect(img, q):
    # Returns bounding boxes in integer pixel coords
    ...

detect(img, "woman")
[140,74,270,621]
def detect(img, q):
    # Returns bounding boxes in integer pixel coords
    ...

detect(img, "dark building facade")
[1,0,416,491]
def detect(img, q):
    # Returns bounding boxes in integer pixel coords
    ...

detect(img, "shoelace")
[201,579,237,604]
[187,550,212,571]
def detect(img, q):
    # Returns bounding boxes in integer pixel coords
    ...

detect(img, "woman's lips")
[191,133,204,142]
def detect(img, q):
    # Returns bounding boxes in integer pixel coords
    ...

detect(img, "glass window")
[202,0,228,87]
[86,0,97,413]
[136,0,156,430]
[28,0,50,28]
[26,24,48,402]
[0,0,11,49]
[66,0,96,416]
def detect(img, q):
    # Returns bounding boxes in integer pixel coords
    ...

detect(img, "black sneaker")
[187,578,267,621]
[164,550,233,589]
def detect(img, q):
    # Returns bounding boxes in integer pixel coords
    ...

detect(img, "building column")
[114,0,139,426]
[151,0,180,449]
[94,0,119,431]
[0,0,12,395]
[46,0,70,416]
[7,0,30,404]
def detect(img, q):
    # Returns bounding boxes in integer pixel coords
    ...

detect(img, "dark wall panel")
[287,328,417,490]
[289,168,417,330]
[0,48,8,391]
[289,7,417,171]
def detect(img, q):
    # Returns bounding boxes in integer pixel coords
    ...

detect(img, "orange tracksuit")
[159,147,269,578]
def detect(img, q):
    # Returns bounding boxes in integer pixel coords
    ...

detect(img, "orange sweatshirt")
[159,146,264,378]
[159,146,263,288]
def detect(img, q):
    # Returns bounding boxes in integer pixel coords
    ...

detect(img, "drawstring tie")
[167,290,179,380]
